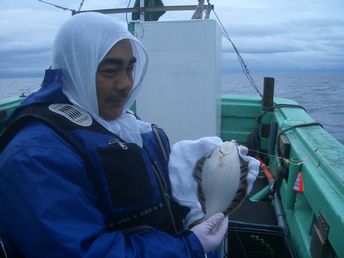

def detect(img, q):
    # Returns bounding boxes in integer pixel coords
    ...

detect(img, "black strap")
[246,103,307,158]
[277,122,323,161]
[272,165,289,194]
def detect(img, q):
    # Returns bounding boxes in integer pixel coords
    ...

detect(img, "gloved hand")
[190,213,228,253]
[237,146,260,194]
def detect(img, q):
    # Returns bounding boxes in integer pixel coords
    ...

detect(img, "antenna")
[37,0,75,13]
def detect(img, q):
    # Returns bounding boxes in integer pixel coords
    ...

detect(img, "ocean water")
[0,73,343,144]
[0,77,42,100]
[222,73,344,144]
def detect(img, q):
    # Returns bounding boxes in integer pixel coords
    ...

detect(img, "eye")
[127,65,135,73]
[98,67,119,77]
[103,68,118,74]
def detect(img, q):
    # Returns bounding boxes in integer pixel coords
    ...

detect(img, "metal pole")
[260,77,275,157]
[76,5,214,15]
[273,192,289,233]
[140,0,144,21]
[262,77,275,111]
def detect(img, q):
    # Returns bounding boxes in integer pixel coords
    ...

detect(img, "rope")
[246,104,307,156]
[126,0,133,25]
[77,0,86,12]
[276,122,323,165]
[209,3,262,97]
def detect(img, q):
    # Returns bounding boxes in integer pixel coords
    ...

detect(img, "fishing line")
[246,148,291,164]
[246,142,324,166]
[37,0,85,13]
[37,0,75,12]
[209,3,262,98]
[126,0,133,25]
[77,0,85,12]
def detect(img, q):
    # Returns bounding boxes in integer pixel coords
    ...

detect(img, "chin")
[101,110,122,121]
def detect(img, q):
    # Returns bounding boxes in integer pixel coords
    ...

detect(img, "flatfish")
[192,140,249,222]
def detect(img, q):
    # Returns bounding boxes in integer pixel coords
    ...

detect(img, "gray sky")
[0,0,343,78]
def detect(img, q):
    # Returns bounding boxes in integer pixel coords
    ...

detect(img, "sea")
[1,73,343,144]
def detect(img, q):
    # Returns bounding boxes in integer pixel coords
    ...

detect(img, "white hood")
[52,12,151,146]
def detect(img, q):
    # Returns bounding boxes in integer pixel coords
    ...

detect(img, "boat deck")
[231,176,277,225]
[225,177,296,258]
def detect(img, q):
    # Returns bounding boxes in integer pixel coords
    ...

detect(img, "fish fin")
[223,155,249,216]
[192,156,208,215]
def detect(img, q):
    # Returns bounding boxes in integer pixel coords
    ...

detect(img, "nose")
[116,70,133,92]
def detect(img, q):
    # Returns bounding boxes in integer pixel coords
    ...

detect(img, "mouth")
[105,96,128,107]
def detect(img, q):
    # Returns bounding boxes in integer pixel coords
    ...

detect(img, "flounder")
[192,140,249,222]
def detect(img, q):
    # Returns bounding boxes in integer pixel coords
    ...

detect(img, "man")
[0,12,258,257]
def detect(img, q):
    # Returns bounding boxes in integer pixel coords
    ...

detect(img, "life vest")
[0,103,188,235]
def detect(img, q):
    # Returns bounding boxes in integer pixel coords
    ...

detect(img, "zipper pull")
[108,139,128,150]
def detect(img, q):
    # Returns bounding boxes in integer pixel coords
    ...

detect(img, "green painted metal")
[221,94,344,258]
[272,101,344,258]
[221,94,261,144]
[0,96,24,132]
[249,185,271,202]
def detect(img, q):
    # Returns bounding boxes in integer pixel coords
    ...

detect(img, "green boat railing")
[0,96,24,130]
[221,94,344,258]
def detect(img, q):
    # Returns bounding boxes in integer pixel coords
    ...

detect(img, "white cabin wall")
[134,19,221,144]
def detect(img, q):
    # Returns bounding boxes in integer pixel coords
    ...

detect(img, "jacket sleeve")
[0,124,205,258]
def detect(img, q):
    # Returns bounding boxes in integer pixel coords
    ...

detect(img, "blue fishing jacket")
[0,69,217,258]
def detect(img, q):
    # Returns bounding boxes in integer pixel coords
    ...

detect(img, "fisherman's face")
[96,39,136,120]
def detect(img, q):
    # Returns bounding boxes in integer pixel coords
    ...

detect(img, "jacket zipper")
[152,125,169,162]
[122,225,154,235]
[151,160,178,234]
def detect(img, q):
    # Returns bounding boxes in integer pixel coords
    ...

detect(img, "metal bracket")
[310,212,330,258]
[279,134,291,160]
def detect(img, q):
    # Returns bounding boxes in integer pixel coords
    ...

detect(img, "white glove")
[237,146,260,194]
[190,213,228,253]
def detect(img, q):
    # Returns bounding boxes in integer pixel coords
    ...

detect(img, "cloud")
[0,6,70,77]
[0,48,51,78]
[0,0,343,78]
[222,37,303,54]
[217,11,344,72]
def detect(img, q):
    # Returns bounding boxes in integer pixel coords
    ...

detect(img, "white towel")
[168,137,260,228]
